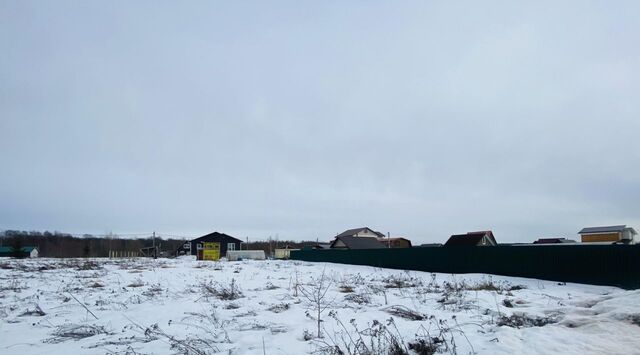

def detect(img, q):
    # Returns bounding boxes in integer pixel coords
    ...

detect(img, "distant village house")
[330,235,386,250]
[579,225,637,244]
[335,227,385,239]
[329,227,412,249]
[444,231,497,247]
[178,232,243,260]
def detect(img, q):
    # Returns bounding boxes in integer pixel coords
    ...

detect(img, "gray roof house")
[329,236,386,250]
[335,227,386,239]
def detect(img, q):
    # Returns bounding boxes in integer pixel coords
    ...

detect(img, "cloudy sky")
[1,1,639,243]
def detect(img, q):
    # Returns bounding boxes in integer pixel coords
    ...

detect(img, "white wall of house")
[622,229,636,243]
[333,239,347,248]
[354,229,379,238]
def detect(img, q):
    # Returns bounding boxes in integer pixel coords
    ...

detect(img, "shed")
[444,231,497,247]
[578,225,637,244]
[274,248,299,259]
[330,236,385,250]
[180,232,243,258]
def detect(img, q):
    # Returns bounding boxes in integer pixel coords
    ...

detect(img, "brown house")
[578,225,637,244]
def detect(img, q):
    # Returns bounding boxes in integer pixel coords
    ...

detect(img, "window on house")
[196,243,203,250]
[228,243,236,251]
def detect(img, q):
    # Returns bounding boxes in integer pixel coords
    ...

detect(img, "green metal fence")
[290,245,640,289]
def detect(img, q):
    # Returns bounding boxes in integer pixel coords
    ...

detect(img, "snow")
[0,257,639,354]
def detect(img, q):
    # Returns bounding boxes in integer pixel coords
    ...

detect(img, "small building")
[533,238,576,244]
[444,231,497,247]
[179,232,243,259]
[377,237,412,248]
[330,236,386,250]
[0,246,39,258]
[227,250,266,261]
[578,225,637,244]
[335,227,385,239]
[274,248,299,259]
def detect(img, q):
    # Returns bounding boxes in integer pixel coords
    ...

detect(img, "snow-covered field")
[1,257,639,355]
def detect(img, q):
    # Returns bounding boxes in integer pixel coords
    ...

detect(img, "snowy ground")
[0,257,639,355]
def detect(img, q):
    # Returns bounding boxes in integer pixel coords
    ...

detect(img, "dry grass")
[201,279,243,300]
[339,285,355,293]
[45,324,111,343]
[383,305,426,321]
[267,303,290,313]
[497,313,560,328]
[127,279,145,288]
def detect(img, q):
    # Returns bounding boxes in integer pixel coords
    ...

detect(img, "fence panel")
[290,245,640,289]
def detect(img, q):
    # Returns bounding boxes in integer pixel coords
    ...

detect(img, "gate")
[202,242,220,261]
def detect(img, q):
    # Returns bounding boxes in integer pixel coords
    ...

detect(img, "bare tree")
[299,268,333,338]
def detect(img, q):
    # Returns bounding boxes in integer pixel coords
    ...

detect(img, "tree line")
[0,230,186,258]
[0,230,322,258]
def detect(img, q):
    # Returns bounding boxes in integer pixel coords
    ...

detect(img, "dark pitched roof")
[578,225,637,234]
[336,227,385,239]
[445,234,484,246]
[533,238,576,244]
[191,232,243,243]
[330,236,386,249]
[444,231,497,247]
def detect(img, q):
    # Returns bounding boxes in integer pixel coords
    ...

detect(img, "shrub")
[344,292,371,305]
[201,279,243,300]
[339,285,355,293]
[408,338,442,355]
[268,303,290,313]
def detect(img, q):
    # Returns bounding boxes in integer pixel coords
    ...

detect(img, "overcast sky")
[1,1,639,243]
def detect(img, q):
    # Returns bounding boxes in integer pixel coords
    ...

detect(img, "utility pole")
[153,231,157,259]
